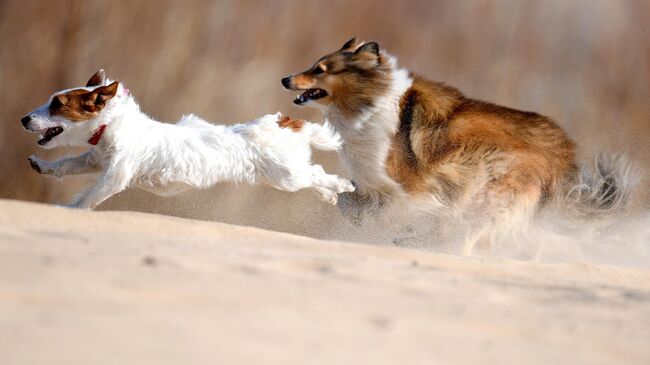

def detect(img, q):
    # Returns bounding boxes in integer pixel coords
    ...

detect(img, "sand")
[0,199,649,364]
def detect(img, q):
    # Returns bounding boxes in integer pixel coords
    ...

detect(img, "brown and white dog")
[282,38,638,255]
[22,70,354,209]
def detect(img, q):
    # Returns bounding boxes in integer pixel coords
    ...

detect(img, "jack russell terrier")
[21,69,354,209]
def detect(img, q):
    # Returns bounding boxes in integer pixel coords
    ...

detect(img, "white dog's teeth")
[296,94,300,99]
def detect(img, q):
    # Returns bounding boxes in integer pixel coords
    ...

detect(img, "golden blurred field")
[1,0,648,239]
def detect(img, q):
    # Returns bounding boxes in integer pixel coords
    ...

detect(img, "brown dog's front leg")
[336,185,385,226]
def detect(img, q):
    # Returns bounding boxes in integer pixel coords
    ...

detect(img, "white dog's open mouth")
[38,126,64,145]
[294,89,328,105]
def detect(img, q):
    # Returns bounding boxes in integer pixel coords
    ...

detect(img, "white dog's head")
[21,69,122,149]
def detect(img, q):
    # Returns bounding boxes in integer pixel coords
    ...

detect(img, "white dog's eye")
[50,95,64,109]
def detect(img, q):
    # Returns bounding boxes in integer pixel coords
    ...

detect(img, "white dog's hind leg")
[259,164,353,205]
[310,165,355,193]
[309,165,355,204]
[28,152,100,178]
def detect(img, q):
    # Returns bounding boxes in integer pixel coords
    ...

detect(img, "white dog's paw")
[319,189,338,205]
[337,179,356,193]
[28,155,58,177]
[27,155,43,174]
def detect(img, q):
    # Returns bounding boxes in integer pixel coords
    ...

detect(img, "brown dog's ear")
[86,69,106,87]
[340,37,360,51]
[354,42,379,57]
[91,81,119,104]
[350,42,380,69]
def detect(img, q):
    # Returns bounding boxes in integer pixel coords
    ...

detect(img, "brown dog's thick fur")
[387,76,576,203]
[283,38,636,254]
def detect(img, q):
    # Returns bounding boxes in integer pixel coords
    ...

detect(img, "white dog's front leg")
[68,170,130,210]
[28,151,100,178]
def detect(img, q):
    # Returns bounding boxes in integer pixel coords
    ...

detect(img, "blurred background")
[1,0,648,241]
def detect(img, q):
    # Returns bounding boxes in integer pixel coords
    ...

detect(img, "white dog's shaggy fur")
[21,70,354,209]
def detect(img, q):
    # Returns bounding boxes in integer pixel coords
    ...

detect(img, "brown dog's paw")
[337,191,365,226]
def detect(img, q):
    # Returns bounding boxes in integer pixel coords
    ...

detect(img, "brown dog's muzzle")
[281,76,293,89]
[281,74,328,105]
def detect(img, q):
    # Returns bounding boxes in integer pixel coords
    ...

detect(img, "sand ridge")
[0,199,649,364]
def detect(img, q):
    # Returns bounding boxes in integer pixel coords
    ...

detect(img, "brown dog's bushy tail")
[561,153,640,220]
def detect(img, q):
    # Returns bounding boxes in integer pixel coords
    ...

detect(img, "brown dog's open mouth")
[294,89,328,105]
[38,126,64,145]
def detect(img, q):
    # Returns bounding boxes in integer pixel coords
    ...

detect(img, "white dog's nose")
[21,115,31,129]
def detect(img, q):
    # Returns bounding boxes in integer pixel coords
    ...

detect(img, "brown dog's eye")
[313,65,326,75]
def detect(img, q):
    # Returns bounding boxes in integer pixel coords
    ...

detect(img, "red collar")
[88,124,107,145]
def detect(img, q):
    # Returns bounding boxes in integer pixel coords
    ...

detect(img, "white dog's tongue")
[37,126,63,145]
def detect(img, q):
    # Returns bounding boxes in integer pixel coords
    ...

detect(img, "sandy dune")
[0,199,649,364]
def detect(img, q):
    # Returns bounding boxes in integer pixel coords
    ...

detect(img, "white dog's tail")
[301,121,342,151]
[559,153,640,220]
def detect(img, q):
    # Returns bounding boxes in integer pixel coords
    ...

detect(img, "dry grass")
[0,0,648,238]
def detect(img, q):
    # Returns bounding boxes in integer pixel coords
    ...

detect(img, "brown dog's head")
[281,38,393,116]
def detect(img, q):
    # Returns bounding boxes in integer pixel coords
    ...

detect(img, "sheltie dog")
[282,38,638,255]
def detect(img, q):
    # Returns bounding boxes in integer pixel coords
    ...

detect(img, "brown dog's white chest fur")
[324,66,413,196]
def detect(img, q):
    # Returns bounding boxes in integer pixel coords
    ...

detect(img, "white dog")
[21,69,354,209]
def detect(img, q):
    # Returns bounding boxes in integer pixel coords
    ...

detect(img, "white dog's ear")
[86,69,106,87]
[91,81,119,104]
